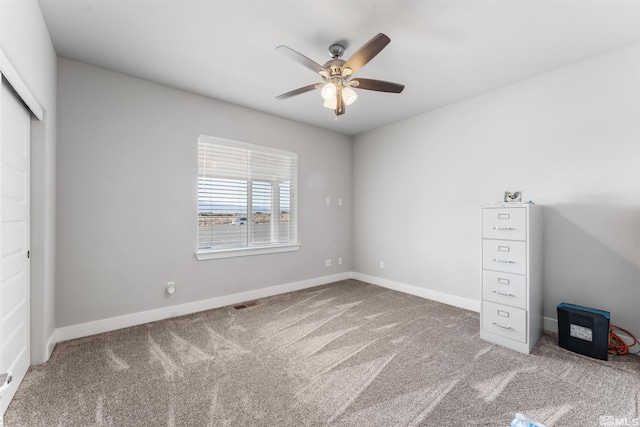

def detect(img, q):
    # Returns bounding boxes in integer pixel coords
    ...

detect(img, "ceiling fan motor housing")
[323,58,347,78]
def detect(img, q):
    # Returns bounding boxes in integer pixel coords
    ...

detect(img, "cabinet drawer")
[482,301,527,343]
[482,208,526,241]
[482,239,526,275]
[483,270,526,309]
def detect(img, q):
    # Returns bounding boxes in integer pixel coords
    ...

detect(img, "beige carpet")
[5,279,640,426]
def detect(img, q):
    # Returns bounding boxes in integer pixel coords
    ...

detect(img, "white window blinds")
[198,136,298,253]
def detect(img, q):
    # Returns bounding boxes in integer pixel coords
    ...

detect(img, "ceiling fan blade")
[335,91,345,116]
[343,33,391,74]
[276,45,326,74]
[276,84,321,100]
[351,78,404,93]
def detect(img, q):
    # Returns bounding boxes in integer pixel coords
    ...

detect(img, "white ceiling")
[38,0,640,136]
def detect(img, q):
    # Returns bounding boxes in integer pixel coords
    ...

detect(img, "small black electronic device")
[557,303,610,360]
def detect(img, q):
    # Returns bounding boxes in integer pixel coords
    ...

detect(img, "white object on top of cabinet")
[480,203,543,354]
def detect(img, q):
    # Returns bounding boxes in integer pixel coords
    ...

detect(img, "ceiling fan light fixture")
[321,82,337,100]
[342,87,358,105]
[323,96,337,109]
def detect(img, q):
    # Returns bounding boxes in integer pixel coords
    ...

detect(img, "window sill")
[196,243,300,260]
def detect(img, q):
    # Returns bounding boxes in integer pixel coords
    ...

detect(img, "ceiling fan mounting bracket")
[328,43,345,58]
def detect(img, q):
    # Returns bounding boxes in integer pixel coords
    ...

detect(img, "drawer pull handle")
[492,290,514,297]
[492,227,515,231]
[493,259,515,264]
[492,322,512,330]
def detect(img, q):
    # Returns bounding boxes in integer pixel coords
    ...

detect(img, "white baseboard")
[543,316,558,334]
[47,333,57,359]
[54,272,351,344]
[54,271,480,345]
[52,271,639,357]
[30,331,58,365]
[352,272,481,313]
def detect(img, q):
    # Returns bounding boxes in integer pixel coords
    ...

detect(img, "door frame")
[0,51,44,121]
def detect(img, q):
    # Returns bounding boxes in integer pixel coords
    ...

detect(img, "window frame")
[196,135,300,260]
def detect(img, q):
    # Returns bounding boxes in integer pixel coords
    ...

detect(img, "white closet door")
[0,77,31,417]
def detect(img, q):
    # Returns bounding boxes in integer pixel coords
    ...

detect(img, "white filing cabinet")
[480,203,543,354]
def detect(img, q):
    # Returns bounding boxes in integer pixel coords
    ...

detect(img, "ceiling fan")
[275,33,405,116]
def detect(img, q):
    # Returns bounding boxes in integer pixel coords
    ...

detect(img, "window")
[197,136,299,260]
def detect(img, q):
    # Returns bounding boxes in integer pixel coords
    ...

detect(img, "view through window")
[197,136,298,254]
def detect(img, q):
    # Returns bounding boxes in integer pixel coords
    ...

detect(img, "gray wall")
[57,44,640,341]
[0,0,57,364]
[353,45,640,336]
[56,58,352,328]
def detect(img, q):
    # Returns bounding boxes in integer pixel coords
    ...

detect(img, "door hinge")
[27,250,30,259]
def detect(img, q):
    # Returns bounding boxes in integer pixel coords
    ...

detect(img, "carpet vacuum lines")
[3,279,640,426]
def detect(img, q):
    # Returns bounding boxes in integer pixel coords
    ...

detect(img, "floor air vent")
[234,301,258,310]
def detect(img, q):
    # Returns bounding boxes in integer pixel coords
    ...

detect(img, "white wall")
[0,0,57,364]
[56,58,352,329]
[353,45,640,337]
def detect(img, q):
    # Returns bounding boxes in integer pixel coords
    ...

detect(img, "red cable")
[608,324,638,355]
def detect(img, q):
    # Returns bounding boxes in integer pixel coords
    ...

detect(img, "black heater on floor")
[557,303,610,360]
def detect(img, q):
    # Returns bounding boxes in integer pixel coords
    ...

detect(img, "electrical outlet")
[325,198,331,206]
[166,281,176,295]
[338,198,343,206]
[379,261,385,269]
[325,259,332,267]
[338,257,343,265]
